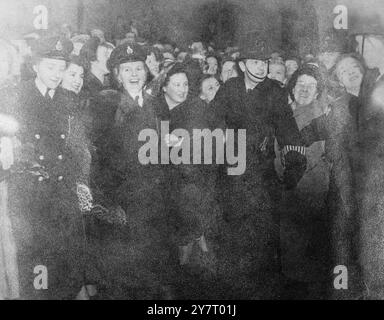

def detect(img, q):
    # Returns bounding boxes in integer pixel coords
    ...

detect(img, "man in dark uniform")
[8,34,88,299]
[212,42,306,299]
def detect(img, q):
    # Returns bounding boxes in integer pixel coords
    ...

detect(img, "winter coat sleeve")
[268,85,307,189]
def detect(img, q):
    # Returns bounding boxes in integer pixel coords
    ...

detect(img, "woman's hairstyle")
[146,45,163,62]
[285,55,301,67]
[269,60,286,68]
[70,34,90,45]
[162,62,189,89]
[144,46,163,84]
[176,51,190,62]
[286,63,325,102]
[220,56,241,80]
[67,54,88,71]
[206,53,219,62]
[221,57,238,68]
[79,36,114,63]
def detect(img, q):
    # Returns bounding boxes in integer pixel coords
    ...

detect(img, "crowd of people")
[0,16,384,300]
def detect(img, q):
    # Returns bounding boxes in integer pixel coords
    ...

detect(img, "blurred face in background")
[145,52,160,77]
[220,60,238,83]
[163,44,174,53]
[177,52,188,63]
[293,74,318,107]
[335,57,363,95]
[268,63,286,84]
[191,42,205,56]
[95,45,113,74]
[72,42,84,56]
[62,63,84,94]
[117,61,147,95]
[163,72,189,108]
[125,32,136,44]
[91,29,105,43]
[200,76,220,103]
[285,59,299,79]
[230,51,240,60]
[205,56,218,75]
[271,52,284,64]
[33,58,66,90]
[318,51,340,70]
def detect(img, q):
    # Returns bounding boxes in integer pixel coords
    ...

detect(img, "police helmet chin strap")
[244,59,269,81]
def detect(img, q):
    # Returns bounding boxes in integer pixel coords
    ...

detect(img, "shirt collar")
[244,82,255,92]
[35,77,55,98]
[243,77,265,93]
[128,90,144,107]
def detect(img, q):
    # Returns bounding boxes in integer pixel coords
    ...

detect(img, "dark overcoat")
[211,76,306,298]
[91,89,175,299]
[301,93,362,298]
[8,80,88,299]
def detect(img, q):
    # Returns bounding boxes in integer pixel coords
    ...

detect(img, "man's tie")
[135,95,143,107]
[45,89,54,100]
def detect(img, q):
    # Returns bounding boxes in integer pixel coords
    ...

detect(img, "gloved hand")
[283,150,307,190]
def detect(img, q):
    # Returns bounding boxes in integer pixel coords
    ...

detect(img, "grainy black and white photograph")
[0,0,382,302]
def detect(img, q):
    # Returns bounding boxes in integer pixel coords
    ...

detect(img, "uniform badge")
[55,40,63,51]
[126,45,133,55]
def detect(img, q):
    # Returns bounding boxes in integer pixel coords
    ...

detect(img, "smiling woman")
[88,41,177,299]
[199,74,220,104]
[334,53,364,97]
[116,60,147,98]
[293,74,319,107]
[163,71,189,110]
[61,55,86,94]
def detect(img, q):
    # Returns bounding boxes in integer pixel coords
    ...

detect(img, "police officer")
[212,42,307,299]
[91,42,175,299]
[8,34,89,299]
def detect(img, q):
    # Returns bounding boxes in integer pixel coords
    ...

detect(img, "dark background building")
[0,0,382,63]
